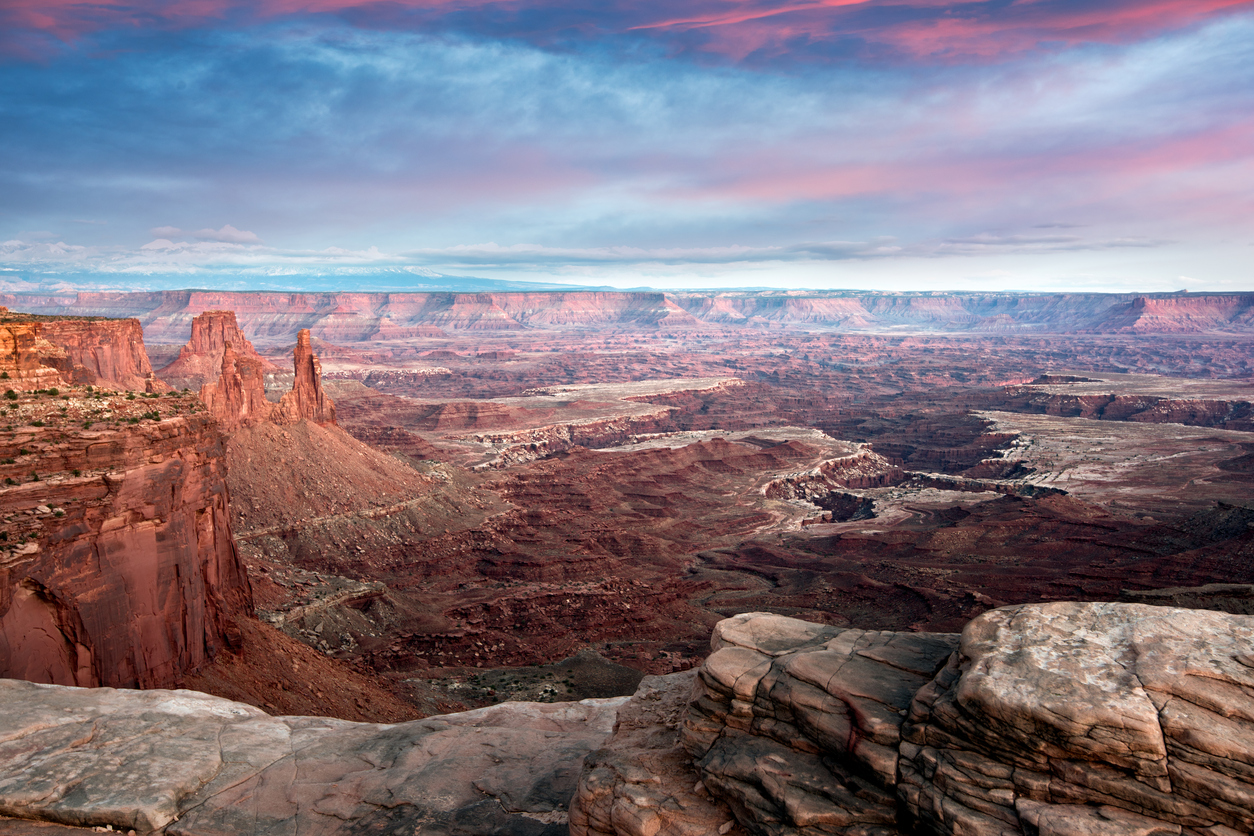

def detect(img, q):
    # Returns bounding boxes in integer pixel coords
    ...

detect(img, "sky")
[1,0,1253,293]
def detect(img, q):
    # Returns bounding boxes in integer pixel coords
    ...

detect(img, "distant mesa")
[6,290,1254,340]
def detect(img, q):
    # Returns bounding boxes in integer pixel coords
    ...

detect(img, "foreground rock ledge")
[667,604,1254,836]
[5,602,1254,836]
[0,679,623,835]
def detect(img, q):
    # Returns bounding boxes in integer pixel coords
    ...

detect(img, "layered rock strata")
[0,678,624,835]
[1,309,165,392]
[683,613,959,836]
[6,290,1254,337]
[5,605,1254,834]
[0,410,252,689]
[898,602,1254,835]
[37,318,166,392]
[0,318,63,389]
[669,605,1254,836]
[572,671,747,836]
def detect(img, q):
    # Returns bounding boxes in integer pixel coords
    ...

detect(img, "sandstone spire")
[275,329,336,426]
[158,310,278,391]
[199,341,274,432]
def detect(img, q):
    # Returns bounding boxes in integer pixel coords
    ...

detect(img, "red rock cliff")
[0,317,64,390]
[157,309,279,391]
[199,343,275,433]
[0,403,253,689]
[38,318,167,392]
[274,329,336,426]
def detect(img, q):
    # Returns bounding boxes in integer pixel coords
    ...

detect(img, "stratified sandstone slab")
[571,671,747,836]
[899,602,1254,836]
[682,613,960,836]
[673,605,1254,836]
[0,678,624,835]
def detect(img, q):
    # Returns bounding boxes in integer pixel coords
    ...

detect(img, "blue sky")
[2,1,1252,292]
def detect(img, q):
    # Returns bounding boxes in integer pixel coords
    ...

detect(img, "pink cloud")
[6,0,1253,63]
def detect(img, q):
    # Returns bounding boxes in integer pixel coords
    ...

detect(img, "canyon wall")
[0,316,64,389]
[5,290,1254,342]
[0,406,253,689]
[1,307,164,392]
[38,317,167,392]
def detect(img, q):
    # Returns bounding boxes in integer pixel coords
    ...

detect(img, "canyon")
[1,289,1253,833]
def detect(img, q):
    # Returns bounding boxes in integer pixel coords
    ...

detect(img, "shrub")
[47,388,58,396]
[0,371,8,379]
[3,390,16,401]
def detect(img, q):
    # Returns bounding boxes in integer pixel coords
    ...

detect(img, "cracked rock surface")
[0,679,624,835]
[571,671,747,836]
[899,601,1254,836]
[682,612,960,836]
[670,605,1254,836]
